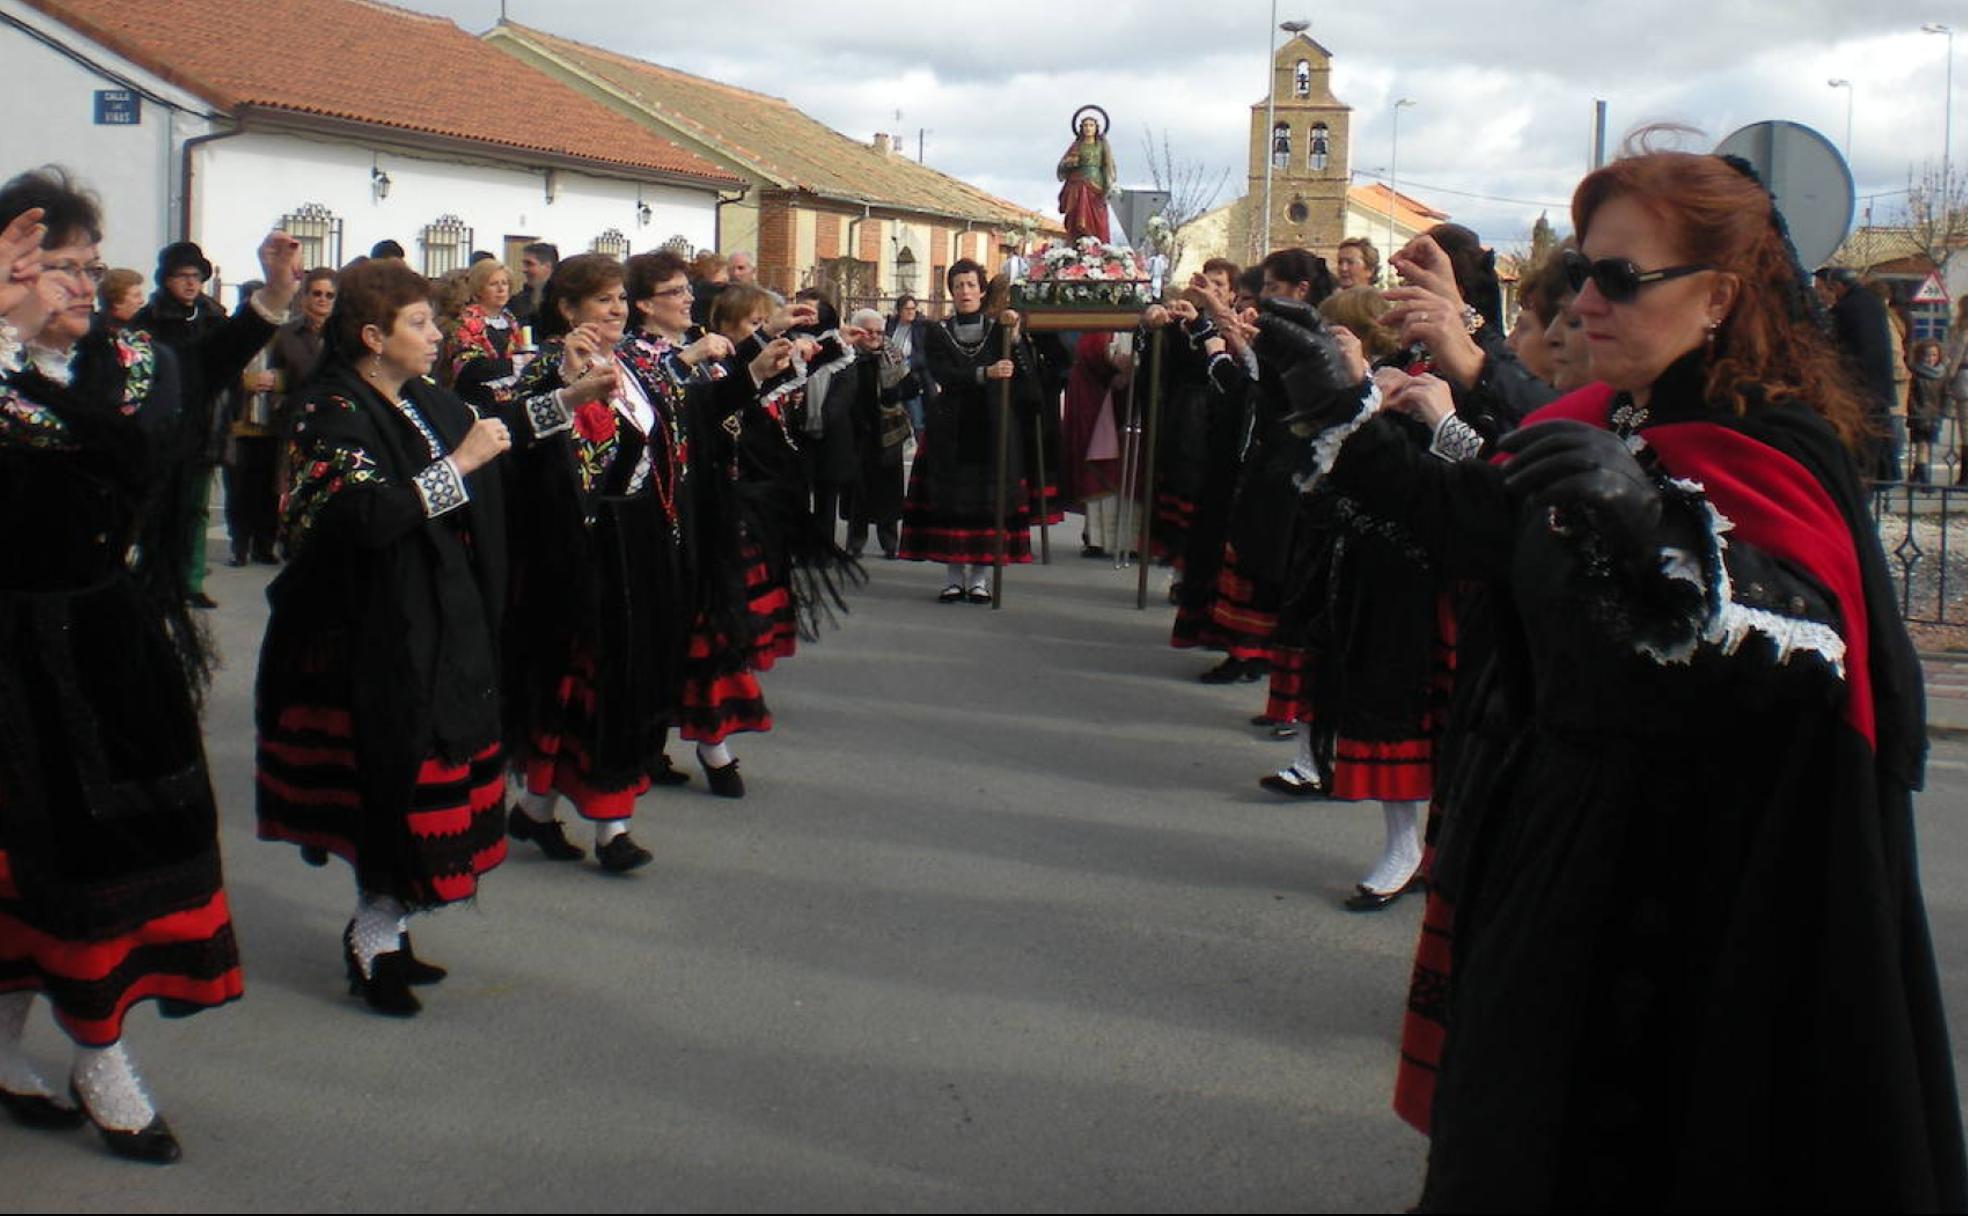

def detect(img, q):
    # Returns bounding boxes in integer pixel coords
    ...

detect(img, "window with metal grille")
[590,228,631,259]
[419,214,472,276]
[279,203,342,270]
[659,233,693,256]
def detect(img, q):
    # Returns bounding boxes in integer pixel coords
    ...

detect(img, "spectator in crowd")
[885,294,931,439]
[689,248,728,327]
[509,241,558,327]
[221,278,281,566]
[1910,338,1948,484]
[1946,293,1968,484]
[269,267,334,496]
[95,266,145,331]
[132,240,250,610]
[1814,266,1897,480]
[369,239,405,260]
[1334,236,1380,289]
[727,251,757,286]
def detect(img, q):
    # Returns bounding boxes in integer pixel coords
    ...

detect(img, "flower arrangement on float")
[1011,236,1153,308]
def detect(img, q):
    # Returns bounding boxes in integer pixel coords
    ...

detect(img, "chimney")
[873,132,891,156]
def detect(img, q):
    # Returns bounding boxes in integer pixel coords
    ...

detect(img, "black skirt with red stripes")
[675,612,772,745]
[0,571,242,1047]
[1206,542,1279,661]
[743,544,797,670]
[897,430,1035,566]
[257,704,507,905]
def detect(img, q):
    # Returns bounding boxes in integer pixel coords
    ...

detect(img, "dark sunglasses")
[1561,249,1711,304]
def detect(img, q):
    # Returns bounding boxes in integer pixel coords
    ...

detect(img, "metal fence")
[1871,419,1966,624]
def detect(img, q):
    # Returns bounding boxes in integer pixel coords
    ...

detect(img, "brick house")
[484,21,1056,312]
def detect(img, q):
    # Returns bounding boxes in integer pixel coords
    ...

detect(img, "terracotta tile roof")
[490,22,1055,231]
[1348,182,1451,232]
[23,0,741,186]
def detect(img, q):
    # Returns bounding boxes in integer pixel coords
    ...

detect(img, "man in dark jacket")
[134,237,298,608]
[1817,266,1899,480]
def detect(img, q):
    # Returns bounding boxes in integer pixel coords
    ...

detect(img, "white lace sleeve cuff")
[525,388,572,439]
[413,457,471,518]
[1429,413,1485,462]
[1633,478,1846,677]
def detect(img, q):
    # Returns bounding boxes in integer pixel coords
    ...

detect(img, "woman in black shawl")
[1316,148,1963,1211]
[256,258,523,1019]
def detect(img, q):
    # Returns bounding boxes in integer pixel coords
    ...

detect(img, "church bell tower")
[1244,33,1351,261]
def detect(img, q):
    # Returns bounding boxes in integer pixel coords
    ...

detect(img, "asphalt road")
[10,541,1968,1211]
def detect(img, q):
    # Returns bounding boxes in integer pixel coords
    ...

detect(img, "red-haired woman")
[1322,148,1963,1208]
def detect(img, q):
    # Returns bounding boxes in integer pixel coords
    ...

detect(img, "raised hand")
[1389,234,1462,304]
[679,332,734,368]
[451,417,513,475]
[0,207,47,331]
[256,230,304,313]
[750,336,795,382]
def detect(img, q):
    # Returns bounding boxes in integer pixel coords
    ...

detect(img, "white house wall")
[0,0,219,272]
[191,131,717,293]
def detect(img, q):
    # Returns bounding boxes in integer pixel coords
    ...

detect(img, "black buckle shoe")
[1342,874,1424,913]
[508,807,585,861]
[68,1082,180,1164]
[397,930,447,986]
[343,922,422,1017]
[699,756,745,798]
[0,1085,87,1130]
[595,832,654,873]
[650,754,691,787]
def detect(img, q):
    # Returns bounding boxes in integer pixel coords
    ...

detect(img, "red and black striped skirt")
[1265,644,1314,724]
[257,705,507,905]
[0,858,240,1048]
[1207,543,1278,661]
[675,615,772,746]
[1324,596,1457,803]
[1152,488,1195,564]
[743,545,797,671]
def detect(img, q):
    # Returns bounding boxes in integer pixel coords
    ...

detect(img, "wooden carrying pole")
[1134,327,1164,609]
[991,325,1013,610]
[1033,403,1052,564]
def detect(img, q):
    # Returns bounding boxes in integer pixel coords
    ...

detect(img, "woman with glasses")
[1324,146,1962,1208]
[0,169,294,1163]
[503,254,784,865]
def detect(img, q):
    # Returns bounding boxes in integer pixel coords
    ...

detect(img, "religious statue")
[1057,105,1115,244]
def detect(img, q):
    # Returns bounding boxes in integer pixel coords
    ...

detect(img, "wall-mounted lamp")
[637,199,652,227]
[371,164,391,201]
[544,169,559,205]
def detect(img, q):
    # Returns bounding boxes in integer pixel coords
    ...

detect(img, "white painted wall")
[0,0,219,273]
[192,131,717,293]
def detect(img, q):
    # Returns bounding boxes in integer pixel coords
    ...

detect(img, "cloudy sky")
[411,0,1957,251]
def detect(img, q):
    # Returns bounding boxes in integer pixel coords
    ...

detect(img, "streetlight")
[1827,78,1853,165]
[1260,11,1310,258]
[1389,98,1415,256]
[1925,23,1954,265]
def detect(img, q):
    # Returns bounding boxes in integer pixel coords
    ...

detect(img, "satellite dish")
[1713,121,1854,269]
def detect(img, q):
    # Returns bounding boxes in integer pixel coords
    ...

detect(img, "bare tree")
[1897,160,1968,276]
[1137,129,1231,271]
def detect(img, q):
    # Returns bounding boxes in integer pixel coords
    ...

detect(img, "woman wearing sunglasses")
[1322,146,1962,1208]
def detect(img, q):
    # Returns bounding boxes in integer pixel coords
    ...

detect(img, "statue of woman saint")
[1057,106,1116,244]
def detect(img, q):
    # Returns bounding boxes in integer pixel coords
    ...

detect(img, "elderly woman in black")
[256,258,527,1019]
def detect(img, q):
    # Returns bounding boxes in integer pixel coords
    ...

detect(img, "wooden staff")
[991,322,1013,610]
[1134,327,1165,610]
[1033,370,1052,565]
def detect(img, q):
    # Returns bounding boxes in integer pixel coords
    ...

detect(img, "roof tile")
[495,22,1052,230]
[25,0,741,185]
